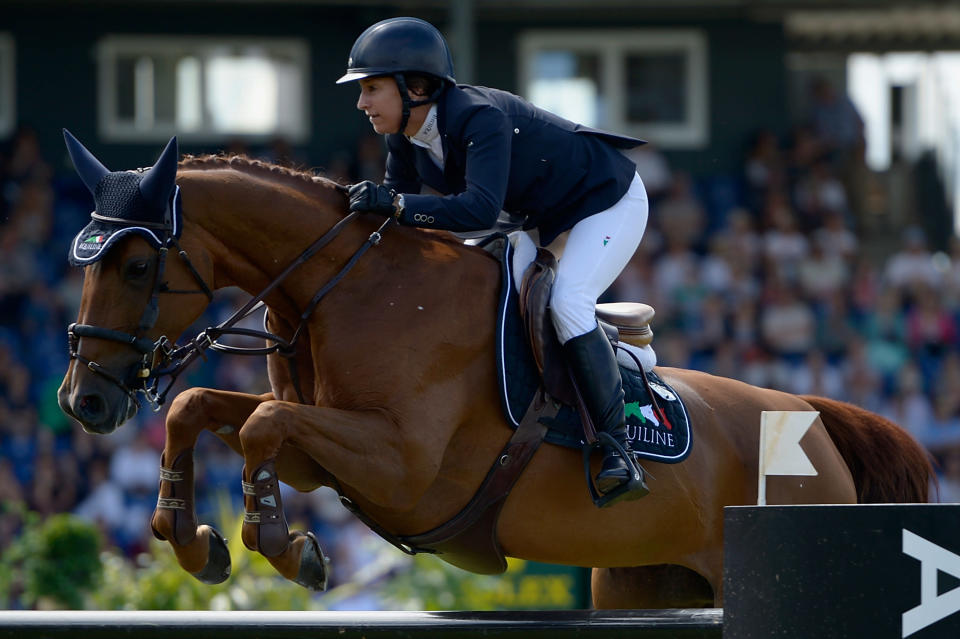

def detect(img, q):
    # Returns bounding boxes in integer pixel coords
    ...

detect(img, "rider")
[338,17,650,504]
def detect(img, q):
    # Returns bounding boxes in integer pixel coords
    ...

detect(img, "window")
[0,34,14,138]
[519,30,708,149]
[97,36,310,142]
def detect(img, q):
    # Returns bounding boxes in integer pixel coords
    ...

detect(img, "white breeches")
[511,172,648,344]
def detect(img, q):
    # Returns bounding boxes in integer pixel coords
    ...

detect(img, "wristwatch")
[393,194,405,220]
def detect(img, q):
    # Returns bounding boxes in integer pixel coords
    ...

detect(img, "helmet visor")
[336,70,381,84]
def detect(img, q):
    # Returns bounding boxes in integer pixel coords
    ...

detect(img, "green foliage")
[0,504,103,609]
[90,496,321,611]
[378,554,585,610]
[0,496,586,611]
[377,553,502,610]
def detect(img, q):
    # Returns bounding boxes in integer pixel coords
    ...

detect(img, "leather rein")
[68,183,395,411]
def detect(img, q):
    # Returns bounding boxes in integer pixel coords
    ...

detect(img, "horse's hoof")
[190,525,232,585]
[293,531,330,591]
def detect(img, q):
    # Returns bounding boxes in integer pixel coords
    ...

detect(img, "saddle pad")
[486,236,692,464]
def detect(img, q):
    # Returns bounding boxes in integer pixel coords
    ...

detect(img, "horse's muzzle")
[58,368,139,434]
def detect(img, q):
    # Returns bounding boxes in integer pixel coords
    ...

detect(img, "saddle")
[517,248,654,507]
[519,247,655,418]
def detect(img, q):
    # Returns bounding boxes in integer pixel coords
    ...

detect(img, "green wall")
[6,3,787,180]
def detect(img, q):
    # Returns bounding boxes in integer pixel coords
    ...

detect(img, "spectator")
[807,76,865,170]
[813,210,859,263]
[799,237,849,303]
[882,362,934,443]
[655,172,706,252]
[715,207,761,273]
[860,287,909,392]
[759,279,817,364]
[74,457,127,543]
[782,349,844,398]
[905,285,957,386]
[885,226,940,293]
[761,196,809,283]
[743,129,786,215]
[627,143,672,206]
[841,337,883,411]
[109,429,160,495]
[793,159,849,231]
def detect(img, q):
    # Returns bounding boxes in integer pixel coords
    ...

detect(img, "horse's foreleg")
[236,400,438,589]
[151,387,271,583]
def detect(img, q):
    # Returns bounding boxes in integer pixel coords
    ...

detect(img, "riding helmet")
[337,17,456,84]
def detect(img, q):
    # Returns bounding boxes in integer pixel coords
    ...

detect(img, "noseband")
[69,183,393,412]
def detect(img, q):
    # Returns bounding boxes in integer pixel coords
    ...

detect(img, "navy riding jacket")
[384,84,645,246]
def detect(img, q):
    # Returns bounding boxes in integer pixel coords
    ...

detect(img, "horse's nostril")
[78,394,105,417]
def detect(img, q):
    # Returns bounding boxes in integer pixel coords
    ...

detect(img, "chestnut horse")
[57,135,933,608]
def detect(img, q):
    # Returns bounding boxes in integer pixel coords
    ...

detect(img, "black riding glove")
[348,181,396,217]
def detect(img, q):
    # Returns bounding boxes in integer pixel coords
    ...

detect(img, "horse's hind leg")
[151,387,272,584]
[591,565,715,609]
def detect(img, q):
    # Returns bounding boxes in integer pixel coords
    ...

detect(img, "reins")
[148,210,394,409]
[70,180,396,411]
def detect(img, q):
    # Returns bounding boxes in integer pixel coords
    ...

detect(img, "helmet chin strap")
[393,74,444,135]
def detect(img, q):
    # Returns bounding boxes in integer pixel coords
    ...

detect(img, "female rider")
[339,17,650,505]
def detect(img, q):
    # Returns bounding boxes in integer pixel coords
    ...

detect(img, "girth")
[340,390,556,574]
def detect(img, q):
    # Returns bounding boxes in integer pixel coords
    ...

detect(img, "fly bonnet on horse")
[64,129,182,266]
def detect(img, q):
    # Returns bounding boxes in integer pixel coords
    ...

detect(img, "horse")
[57,133,934,608]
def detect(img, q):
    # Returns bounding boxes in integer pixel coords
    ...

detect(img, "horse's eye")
[124,260,150,281]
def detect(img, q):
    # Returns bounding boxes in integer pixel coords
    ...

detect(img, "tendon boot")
[564,325,649,504]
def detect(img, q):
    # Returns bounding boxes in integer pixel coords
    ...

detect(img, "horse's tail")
[801,395,935,504]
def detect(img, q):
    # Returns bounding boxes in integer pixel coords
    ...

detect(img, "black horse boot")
[564,325,649,503]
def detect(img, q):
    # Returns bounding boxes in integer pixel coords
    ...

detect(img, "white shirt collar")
[406,104,443,167]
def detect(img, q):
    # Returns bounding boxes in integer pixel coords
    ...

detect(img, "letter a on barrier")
[902,529,960,637]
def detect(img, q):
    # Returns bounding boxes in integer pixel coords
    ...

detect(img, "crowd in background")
[2,80,960,585]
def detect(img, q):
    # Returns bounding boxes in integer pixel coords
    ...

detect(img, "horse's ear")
[63,128,109,194]
[139,136,178,209]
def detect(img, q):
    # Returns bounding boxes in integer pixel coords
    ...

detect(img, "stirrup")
[582,432,650,508]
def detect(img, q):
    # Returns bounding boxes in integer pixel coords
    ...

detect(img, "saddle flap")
[517,247,555,373]
[518,248,576,405]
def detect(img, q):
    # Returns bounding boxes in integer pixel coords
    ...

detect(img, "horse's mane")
[177,153,483,254]
[179,154,346,202]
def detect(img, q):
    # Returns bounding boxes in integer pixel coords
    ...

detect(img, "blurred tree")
[1,495,587,610]
[0,505,102,609]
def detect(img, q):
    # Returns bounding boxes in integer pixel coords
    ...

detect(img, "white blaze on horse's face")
[356,77,404,135]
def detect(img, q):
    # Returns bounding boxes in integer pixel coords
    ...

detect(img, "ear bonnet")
[64,129,182,266]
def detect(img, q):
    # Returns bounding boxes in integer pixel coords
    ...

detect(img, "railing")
[0,609,723,639]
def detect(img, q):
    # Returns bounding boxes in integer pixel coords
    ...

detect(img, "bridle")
[68,230,213,408]
[68,183,394,411]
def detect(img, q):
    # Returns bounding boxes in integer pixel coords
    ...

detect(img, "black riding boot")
[564,325,649,502]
